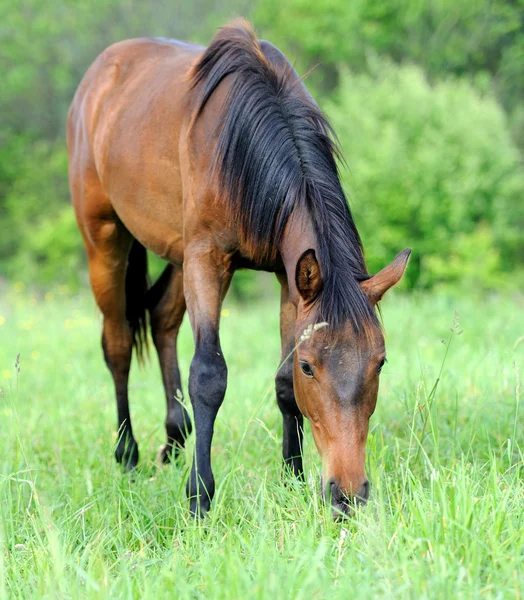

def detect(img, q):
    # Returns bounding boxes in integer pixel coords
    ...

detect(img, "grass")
[0,283,523,599]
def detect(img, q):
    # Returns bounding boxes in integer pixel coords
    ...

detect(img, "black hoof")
[156,440,186,465]
[115,437,139,471]
[282,459,305,482]
[189,496,210,519]
[187,477,213,518]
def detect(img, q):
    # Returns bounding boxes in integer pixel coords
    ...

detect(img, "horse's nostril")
[357,479,370,503]
[329,478,343,503]
[326,478,370,515]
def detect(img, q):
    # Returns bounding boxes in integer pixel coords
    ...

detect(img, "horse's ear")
[296,249,323,303]
[360,249,411,305]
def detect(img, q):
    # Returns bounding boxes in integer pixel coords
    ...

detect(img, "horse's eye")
[377,357,387,373]
[300,360,314,378]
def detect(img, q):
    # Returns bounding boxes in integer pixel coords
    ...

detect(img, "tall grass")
[0,285,522,598]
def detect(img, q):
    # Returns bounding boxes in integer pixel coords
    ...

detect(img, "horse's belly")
[103,158,186,265]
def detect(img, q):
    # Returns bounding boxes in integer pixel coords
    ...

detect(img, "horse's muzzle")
[326,477,370,519]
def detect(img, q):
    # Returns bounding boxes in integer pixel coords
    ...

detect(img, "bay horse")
[67,20,410,518]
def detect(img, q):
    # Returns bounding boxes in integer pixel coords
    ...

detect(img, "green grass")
[1,283,523,599]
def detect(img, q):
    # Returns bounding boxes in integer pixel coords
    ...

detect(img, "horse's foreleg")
[183,241,232,516]
[276,273,304,479]
[148,264,192,463]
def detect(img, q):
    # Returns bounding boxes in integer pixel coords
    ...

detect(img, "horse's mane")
[190,20,378,332]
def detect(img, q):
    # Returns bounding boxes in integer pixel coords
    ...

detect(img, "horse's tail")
[125,240,149,364]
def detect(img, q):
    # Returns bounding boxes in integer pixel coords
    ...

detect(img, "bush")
[2,40,523,296]
[325,61,524,289]
[0,140,86,288]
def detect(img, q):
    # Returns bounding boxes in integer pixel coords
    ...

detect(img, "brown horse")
[67,20,410,518]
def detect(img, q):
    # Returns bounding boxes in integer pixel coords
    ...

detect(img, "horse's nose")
[328,478,370,518]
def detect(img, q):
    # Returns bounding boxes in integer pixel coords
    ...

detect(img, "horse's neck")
[279,209,319,303]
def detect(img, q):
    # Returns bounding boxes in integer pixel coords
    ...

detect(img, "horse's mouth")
[321,475,370,519]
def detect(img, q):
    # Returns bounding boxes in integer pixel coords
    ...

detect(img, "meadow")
[0,283,522,599]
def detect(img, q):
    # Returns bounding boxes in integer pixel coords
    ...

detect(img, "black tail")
[125,240,149,364]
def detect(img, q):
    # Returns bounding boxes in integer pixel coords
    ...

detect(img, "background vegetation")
[1,0,523,292]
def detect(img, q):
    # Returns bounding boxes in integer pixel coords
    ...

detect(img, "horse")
[67,20,410,518]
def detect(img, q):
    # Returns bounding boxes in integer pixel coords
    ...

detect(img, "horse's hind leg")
[84,218,140,471]
[147,264,192,463]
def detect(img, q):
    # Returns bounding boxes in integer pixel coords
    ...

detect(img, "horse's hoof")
[157,442,185,465]
[189,499,210,519]
[156,444,172,465]
[115,440,139,471]
[121,451,139,472]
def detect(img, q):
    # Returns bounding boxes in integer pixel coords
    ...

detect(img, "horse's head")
[292,249,410,518]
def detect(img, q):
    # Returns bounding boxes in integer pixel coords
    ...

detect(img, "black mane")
[190,21,379,333]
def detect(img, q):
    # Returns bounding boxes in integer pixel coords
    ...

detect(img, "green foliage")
[0,140,77,285]
[0,1,523,293]
[0,290,523,596]
[254,0,524,115]
[325,61,524,288]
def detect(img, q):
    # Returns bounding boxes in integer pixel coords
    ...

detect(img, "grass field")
[0,283,522,599]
